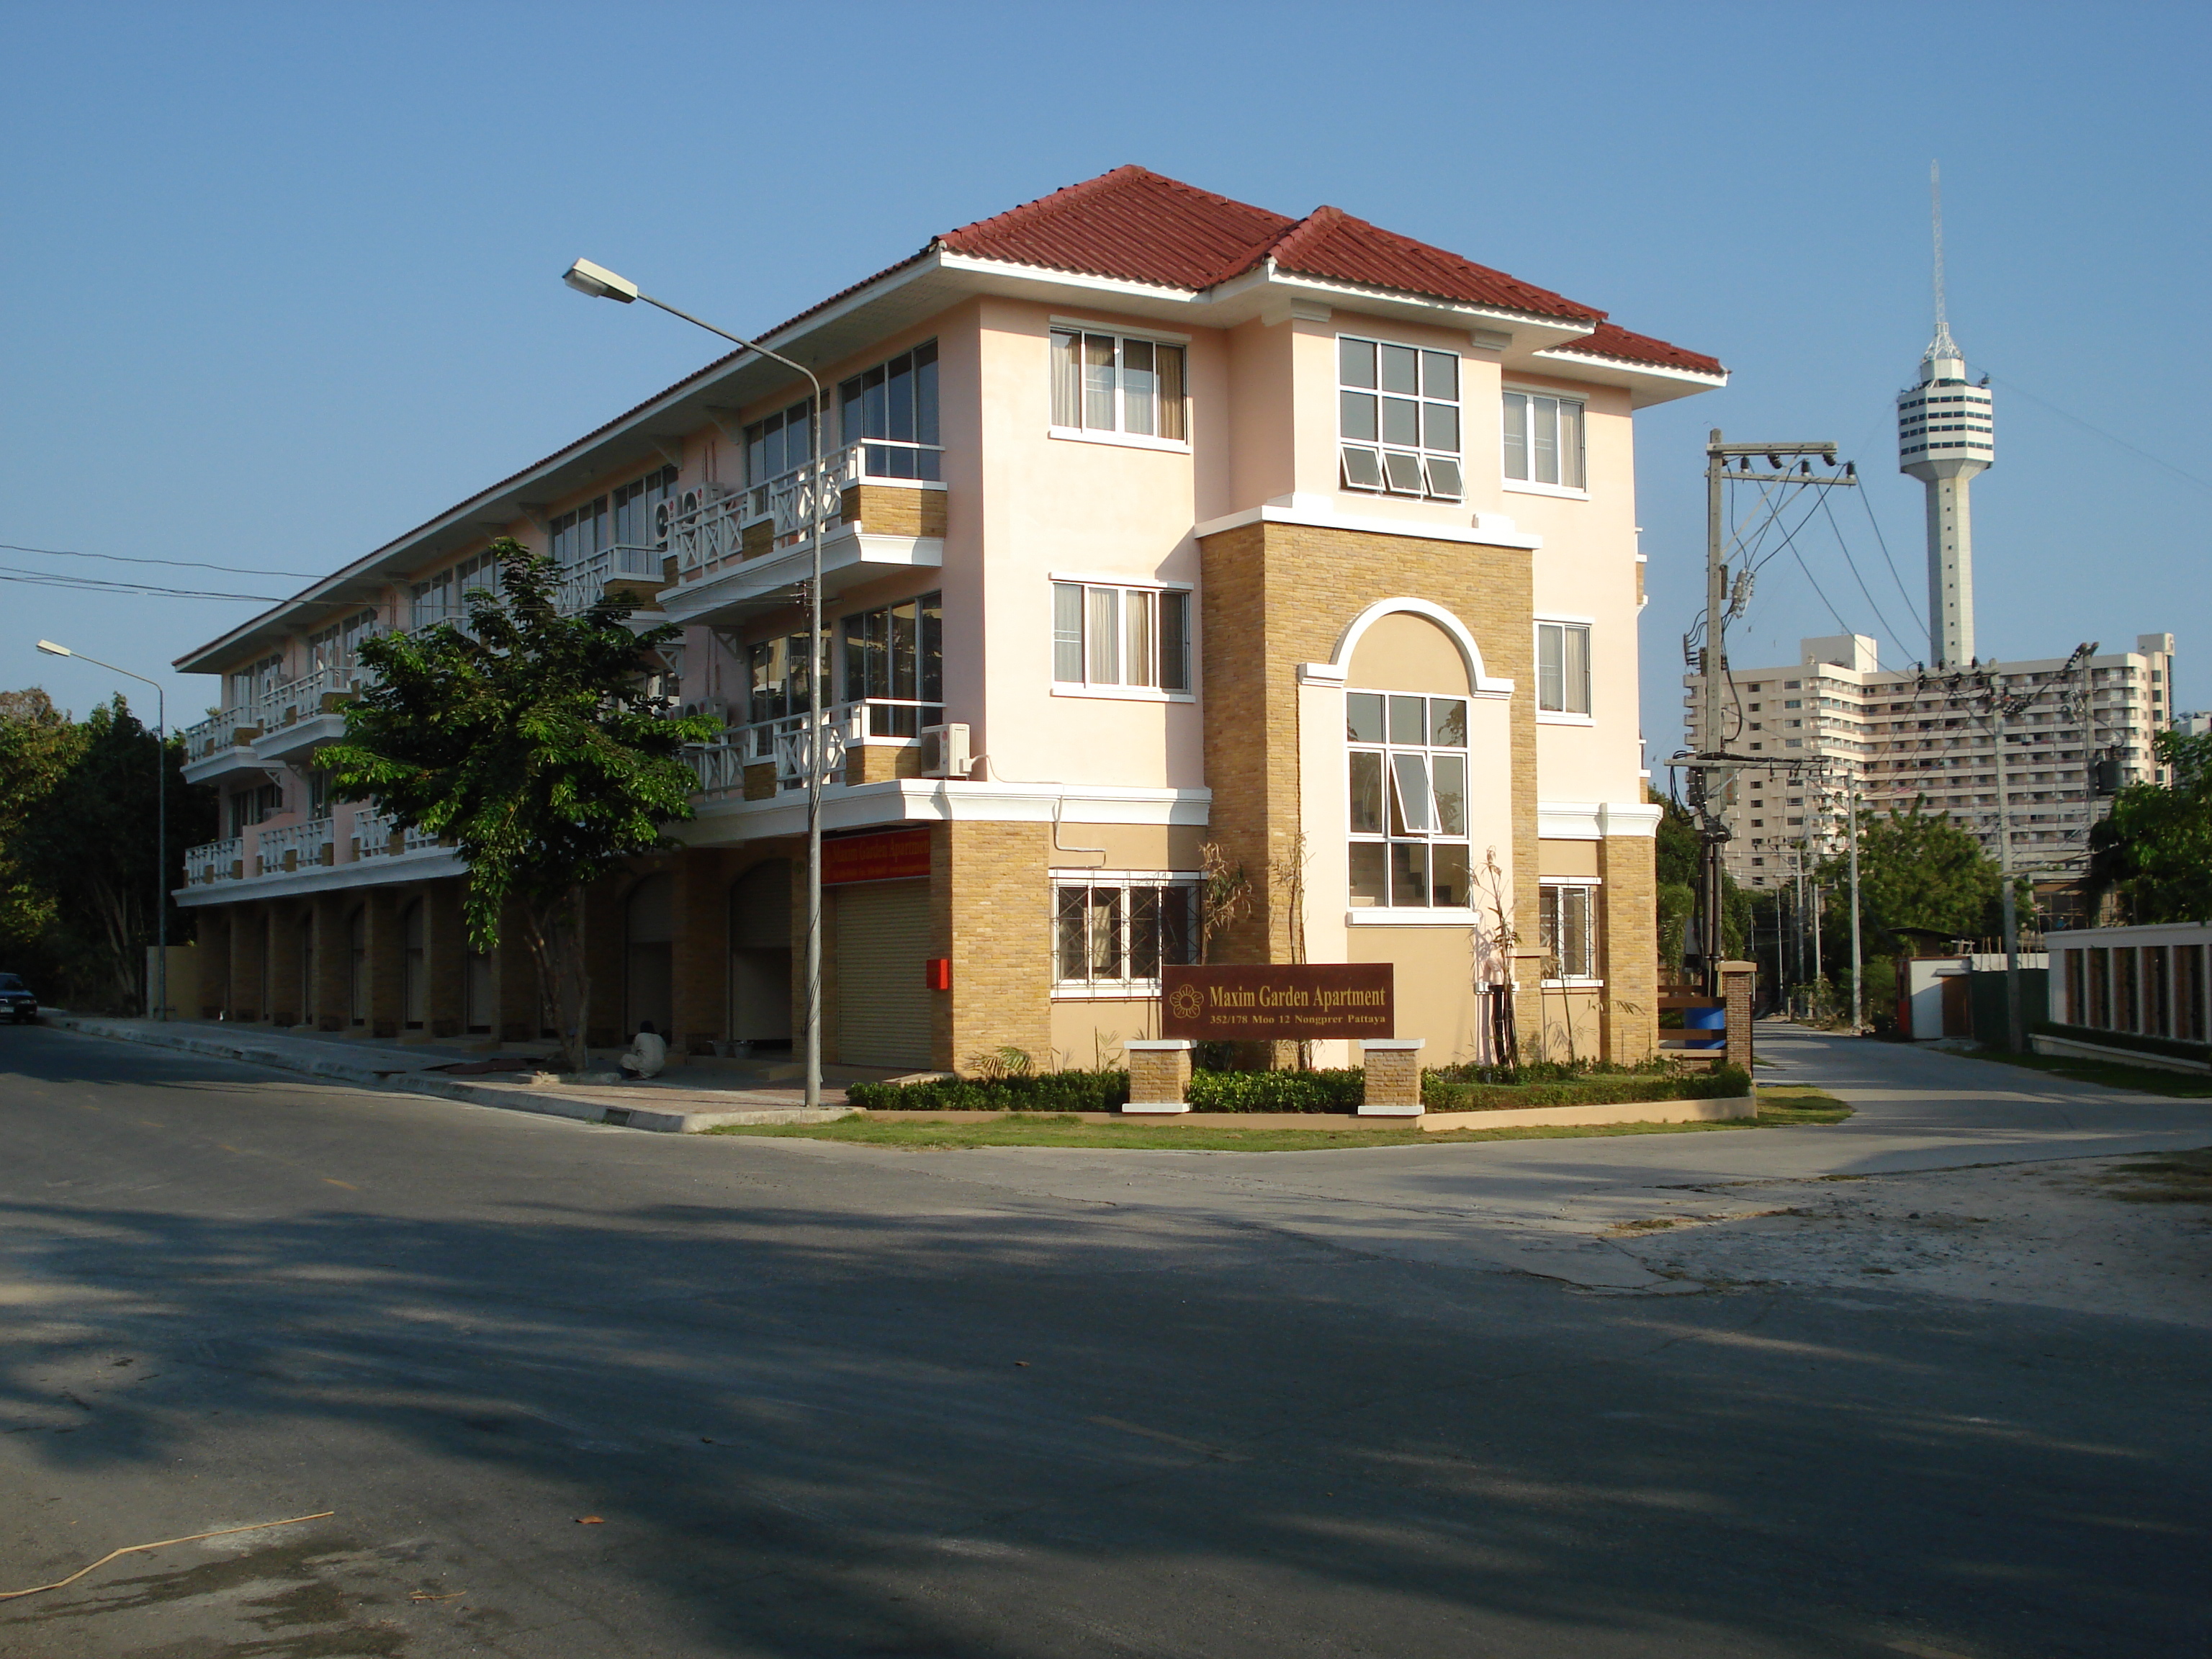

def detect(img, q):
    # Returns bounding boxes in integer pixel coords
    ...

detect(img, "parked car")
[0,974,38,1023]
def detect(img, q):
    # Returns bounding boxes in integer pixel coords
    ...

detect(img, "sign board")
[1159,963,1393,1040]
[822,829,932,886]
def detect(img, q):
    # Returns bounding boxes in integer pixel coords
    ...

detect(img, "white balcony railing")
[354,809,447,860]
[182,707,255,760]
[685,697,943,796]
[185,660,372,757]
[256,818,335,876]
[557,544,666,614]
[184,836,246,887]
[661,440,943,577]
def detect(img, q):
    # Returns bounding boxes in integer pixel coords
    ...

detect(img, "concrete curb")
[40,1014,848,1133]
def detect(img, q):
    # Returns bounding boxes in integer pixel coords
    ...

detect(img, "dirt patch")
[2096,1148,2212,1205]
[1599,1148,2212,1326]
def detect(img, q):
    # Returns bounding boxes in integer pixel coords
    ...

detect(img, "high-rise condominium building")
[1682,631,2177,889]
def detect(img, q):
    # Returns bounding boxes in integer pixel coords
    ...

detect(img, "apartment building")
[172,166,1723,1071]
[1683,631,2179,889]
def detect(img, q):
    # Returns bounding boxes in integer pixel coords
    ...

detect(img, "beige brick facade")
[1597,832,1658,1063]
[1200,518,1547,1057]
[931,820,1052,1071]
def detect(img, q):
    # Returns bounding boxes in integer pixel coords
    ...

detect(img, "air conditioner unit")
[918,723,971,780]
[683,696,732,724]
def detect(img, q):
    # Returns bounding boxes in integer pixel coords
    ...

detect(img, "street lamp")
[562,259,828,1111]
[37,640,170,1020]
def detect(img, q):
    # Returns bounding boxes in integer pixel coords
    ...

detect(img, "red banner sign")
[1160,964,1394,1040]
[822,829,932,886]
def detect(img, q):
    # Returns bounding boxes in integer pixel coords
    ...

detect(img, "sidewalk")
[42,1013,860,1133]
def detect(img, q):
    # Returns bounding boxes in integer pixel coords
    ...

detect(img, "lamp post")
[560,258,827,1110]
[37,641,168,1020]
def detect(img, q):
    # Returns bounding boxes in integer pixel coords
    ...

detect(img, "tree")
[11,697,211,1010]
[1821,801,2001,959]
[2086,730,2212,924]
[0,688,86,959]
[1652,788,1749,967]
[320,541,718,1071]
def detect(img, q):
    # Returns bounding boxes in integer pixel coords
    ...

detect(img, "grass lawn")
[1941,1046,2212,1100]
[706,1087,1852,1151]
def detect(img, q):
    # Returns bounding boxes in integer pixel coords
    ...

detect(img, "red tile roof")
[939,166,1295,292]
[1264,203,1598,323]
[930,166,1714,374]
[1544,320,1725,379]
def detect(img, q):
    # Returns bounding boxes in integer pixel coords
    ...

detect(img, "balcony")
[180,708,265,785]
[659,441,946,629]
[184,836,247,889]
[256,817,336,876]
[685,698,946,800]
[353,808,449,862]
[557,544,670,616]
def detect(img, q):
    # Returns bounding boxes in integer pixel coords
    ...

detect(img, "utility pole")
[1674,431,1857,998]
[1928,661,2035,1049]
[1848,785,1864,1032]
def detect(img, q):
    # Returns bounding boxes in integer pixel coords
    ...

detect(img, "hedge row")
[848,1063,1752,1115]
[845,1070,1129,1113]
[1424,1064,1750,1111]
[2033,1021,2211,1065]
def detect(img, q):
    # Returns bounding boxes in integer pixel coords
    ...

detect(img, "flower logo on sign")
[1166,982,1205,1022]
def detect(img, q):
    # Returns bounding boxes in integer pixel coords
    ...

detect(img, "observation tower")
[1897,164,1993,666]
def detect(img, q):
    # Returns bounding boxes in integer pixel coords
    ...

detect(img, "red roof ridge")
[1542,320,1724,378]
[1262,203,1605,324]
[938,166,1294,291]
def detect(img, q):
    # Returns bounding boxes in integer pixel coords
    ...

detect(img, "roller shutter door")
[833,878,932,1069]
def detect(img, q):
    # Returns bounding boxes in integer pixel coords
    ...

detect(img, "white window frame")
[1049,324,1189,451]
[1051,871,1202,997]
[1501,387,1588,495]
[1535,617,1594,724]
[1336,335,1463,502]
[1538,877,1602,984]
[1345,687,1478,922]
[1051,579,1194,701]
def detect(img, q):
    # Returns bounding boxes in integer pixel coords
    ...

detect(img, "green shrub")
[1183,1068,1365,1113]
[846,1070,1130,1112]
[2034,1021,2211,1064]
[1422,1063,1750,1111]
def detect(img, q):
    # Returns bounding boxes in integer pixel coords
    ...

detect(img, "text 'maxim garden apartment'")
[171,166,1725,1072]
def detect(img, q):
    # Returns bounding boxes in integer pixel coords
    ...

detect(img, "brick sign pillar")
[1719,960,1756,1071]
[1359,1038,1424,1115]
[1123,1038,1194,1113]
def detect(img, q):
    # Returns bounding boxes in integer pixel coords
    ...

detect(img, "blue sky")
[4,1,2206,748]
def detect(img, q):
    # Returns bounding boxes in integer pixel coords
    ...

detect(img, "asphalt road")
[1,1025,2206,1658]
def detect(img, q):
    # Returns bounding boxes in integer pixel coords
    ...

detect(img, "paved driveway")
[1,1023,2205,1657]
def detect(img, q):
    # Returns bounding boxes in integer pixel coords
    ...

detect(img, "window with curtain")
[1539,884,1598,980]
[1537,621,1593,714]
[612,465,679,546]
[1338,336,1462,500]
[227,655,283,711]
[1346,690,1472,909]
[744,399,816,486]
[1051,583,1190,692]
[1052,877,1198,990]
[747,631,827,724]
[838,341,940,478]
[838,590,945,736]
[1049,328,1187,441]
[1502,390,1586,489]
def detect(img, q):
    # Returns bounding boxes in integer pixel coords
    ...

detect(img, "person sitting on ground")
[619,1020,667,1081]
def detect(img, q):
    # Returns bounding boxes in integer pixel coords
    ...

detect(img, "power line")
[0,565,282,601]
[1816,488,1913,655]
[1851,472,1928,639]
[0,541,322,579]
[1983,371,2212,496]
